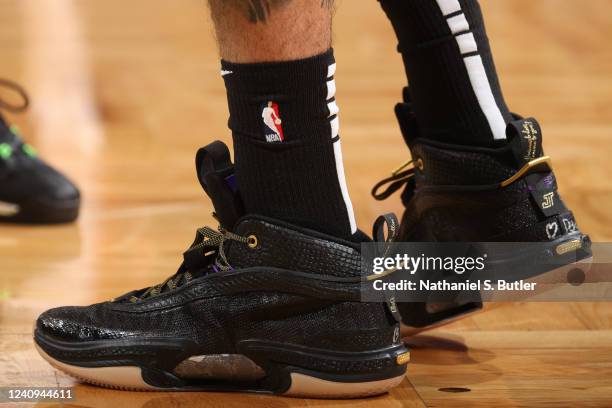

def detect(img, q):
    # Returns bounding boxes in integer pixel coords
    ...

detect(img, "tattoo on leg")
[321,0,334,9]
[220,0,333,23]
[236,0,291,23]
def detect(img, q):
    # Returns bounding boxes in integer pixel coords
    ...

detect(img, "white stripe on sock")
[464,55,507,140]
[332,140,357,234]
[327,63,336,78]
[326,79,336,100]
[456,32,478,54]
[436,0,461,16]
[447,13,470,34]
[330,116,339,138]
[436,0,507,140]
[327,100,339,117]
[327,61,356,234]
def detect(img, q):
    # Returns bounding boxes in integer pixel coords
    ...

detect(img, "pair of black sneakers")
[0,79,79,224]
[33,90,591,397]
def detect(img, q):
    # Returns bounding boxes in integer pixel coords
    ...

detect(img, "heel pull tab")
[506,117,544,166]
[504,118,567,216]
[372,213,399,247]
[372,213,402,323]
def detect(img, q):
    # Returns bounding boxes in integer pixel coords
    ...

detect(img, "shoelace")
[371,158,423,201]
[0,78,29,113]
[130,226,253,302]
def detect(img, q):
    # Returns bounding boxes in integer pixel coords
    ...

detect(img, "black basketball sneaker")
[34,141,409,398]
[372,88,592,336]
[0,79,80,224]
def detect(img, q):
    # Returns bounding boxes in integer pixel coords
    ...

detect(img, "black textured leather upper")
[410,142,516,186]
[36,216,395,354]
[228,216,362,278]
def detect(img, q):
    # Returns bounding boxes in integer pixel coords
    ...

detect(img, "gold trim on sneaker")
[500,156,553,188]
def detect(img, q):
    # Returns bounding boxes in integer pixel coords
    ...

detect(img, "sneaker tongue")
[506,117,544,167]
[195,141,244,230]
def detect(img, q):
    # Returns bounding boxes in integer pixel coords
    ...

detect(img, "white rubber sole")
[36,344,160,391]
[35,343,407,398]
[284,372,406,398]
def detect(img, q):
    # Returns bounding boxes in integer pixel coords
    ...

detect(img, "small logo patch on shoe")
[556,239,583,255]
[541,192,555,209]
[261,101,284,143]
[396,351,411,365]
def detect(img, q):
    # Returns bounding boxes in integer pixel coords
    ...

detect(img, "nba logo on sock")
[261,101,284,143]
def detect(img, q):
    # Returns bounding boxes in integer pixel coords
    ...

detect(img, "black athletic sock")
[221,49,357,240]
[378,0,513,146]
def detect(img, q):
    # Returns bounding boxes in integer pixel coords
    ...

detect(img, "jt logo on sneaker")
[541,192,554,209]
[261,101,284,143]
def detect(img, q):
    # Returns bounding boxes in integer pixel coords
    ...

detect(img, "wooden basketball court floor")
[1,0,611,406]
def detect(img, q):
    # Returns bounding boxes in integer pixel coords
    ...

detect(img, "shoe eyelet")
[247,234,258,249]
[416,158,424,171]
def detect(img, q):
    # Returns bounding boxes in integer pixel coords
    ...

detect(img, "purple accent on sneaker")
[542,173,554,188]
[225,174,238,193]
